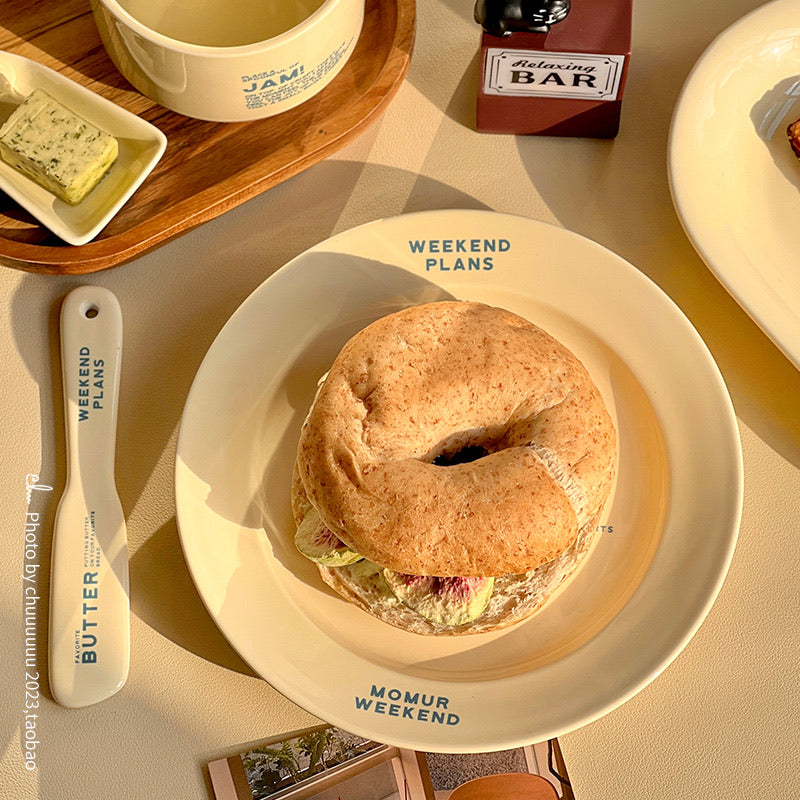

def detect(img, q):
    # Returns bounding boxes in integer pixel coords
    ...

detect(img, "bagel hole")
[433,444,491,466]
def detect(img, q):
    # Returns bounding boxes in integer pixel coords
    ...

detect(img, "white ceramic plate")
[669,0,800,370]
[0,51,166,245]
[175,210,742,752]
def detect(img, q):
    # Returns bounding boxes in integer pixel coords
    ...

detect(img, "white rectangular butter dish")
[0,51,166,246]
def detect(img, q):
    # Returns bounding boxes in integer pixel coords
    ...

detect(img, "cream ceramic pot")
[89,0,364,122]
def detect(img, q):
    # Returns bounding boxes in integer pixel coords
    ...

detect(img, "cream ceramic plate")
[175,210,742,752]
[669,0,800,370]
[0,51,166,245]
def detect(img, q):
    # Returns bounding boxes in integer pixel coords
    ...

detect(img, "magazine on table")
[207,724,575,799]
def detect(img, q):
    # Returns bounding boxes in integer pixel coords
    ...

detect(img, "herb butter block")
[0,89,118,205]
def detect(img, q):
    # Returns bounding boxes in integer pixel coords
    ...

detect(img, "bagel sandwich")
[291,301,617,636]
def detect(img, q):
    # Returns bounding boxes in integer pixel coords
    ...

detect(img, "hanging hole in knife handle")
[83,303,100,319]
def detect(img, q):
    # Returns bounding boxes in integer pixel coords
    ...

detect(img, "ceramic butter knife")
[49,286,129,708]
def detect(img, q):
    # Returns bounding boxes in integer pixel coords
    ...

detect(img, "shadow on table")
[132,518,258,676]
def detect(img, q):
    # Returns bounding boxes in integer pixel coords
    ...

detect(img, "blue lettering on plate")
[355,684,460,726]
[408,237,510,272]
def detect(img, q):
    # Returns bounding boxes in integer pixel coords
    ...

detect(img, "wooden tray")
[0,0,415,274]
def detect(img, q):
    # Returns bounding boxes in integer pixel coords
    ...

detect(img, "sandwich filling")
[295,505,497,626]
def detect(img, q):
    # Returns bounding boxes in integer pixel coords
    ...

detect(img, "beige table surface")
[3,0,800,798]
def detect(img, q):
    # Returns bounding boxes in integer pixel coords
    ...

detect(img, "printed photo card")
[208,724,575,800]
